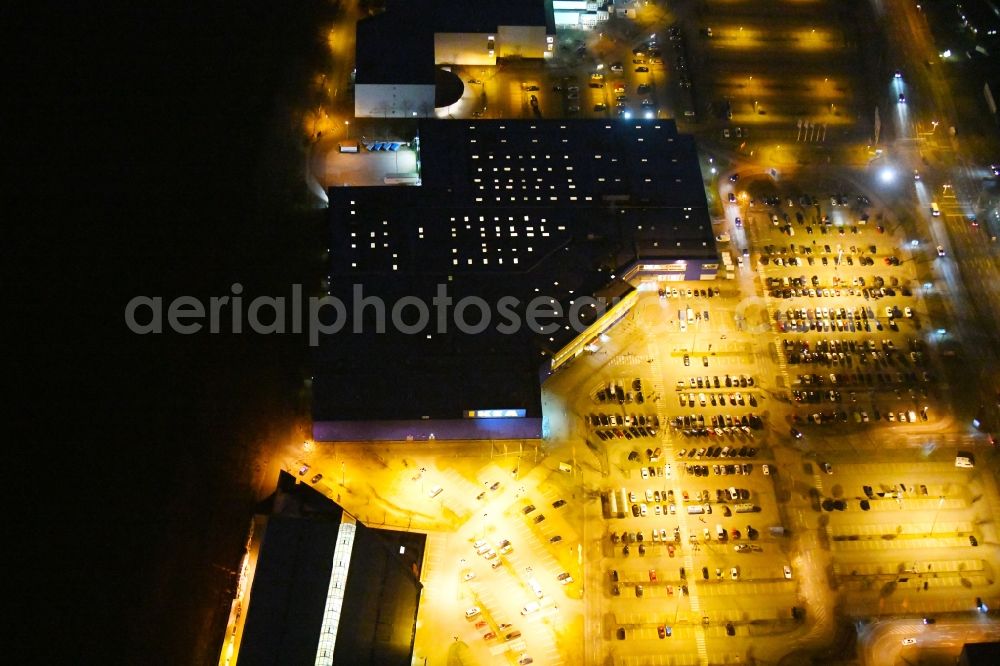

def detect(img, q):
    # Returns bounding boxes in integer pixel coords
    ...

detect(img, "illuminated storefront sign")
[465,409,527,418]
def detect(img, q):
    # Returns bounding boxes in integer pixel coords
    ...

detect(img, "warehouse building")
[219,472,424,666]
[314,118,716,442]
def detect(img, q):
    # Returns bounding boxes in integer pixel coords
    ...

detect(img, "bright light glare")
[644,110,654,119]
[879,168,895,183]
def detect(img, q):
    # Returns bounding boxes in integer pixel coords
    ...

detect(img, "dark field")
[23,1,335,662]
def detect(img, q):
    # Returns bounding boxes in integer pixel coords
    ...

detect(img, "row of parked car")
[797,366,931,388]
[588,412,660,428]
[765,272,911,291]
[762,242,880,257]
[679,444,758,459]
[767,282,910,300]
[785,337,895,356]
[792,406,927,425]
[694,462,769,477]
[595,377,646,404]
[671,413,765,435]
[764,253,879,267]
[677,373,755,389]
[594,425,657,441]
[659,286,720,299]
[680,391,755,408]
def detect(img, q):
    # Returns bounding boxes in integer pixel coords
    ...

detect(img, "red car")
[475,621,487,630]
[649,569,657,581]
[483,632,496,640]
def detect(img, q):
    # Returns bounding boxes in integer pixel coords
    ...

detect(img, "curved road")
[859,616,1000,665]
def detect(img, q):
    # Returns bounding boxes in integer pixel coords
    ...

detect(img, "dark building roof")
[355,0,555,85]
[959,641,1000,666]
[237,472,422,666]
[314,119,713,432]
[237,509,342,665]
[355,11,435,85]
[429,0,556,35]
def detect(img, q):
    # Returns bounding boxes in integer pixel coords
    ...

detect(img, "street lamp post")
[929,495,945,536]
[344,120,350,140]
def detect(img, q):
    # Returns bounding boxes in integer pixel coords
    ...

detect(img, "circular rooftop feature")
[435,68,464,108]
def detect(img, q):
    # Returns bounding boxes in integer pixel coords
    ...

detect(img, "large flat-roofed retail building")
[313,118,717,442]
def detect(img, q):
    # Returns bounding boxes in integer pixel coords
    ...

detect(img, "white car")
[473,539,488,550]
[466,606,482,618]
[645,489,654,502]
[762,464,771,476]
[731,567,739,580]
[783,565,792,579]
[464,571,476,581]
[641,467,650,479]
[521,602,541,615]
[904,307,913,318]
[640,503,648,516]
[901,638,916,646]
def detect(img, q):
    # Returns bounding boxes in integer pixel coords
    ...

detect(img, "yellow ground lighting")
[809,77,844,99]
[743,75,767,99]
[796,28,834,51]
[720,25,765,49]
